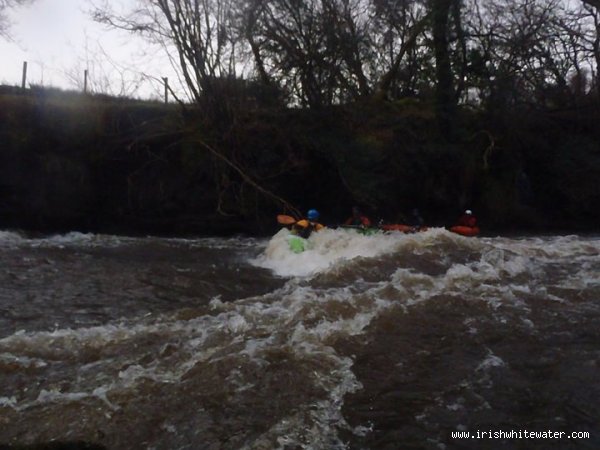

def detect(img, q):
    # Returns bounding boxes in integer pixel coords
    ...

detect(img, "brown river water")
[0,228,598,450]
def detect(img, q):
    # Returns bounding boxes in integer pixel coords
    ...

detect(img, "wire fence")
[5,60,170,104]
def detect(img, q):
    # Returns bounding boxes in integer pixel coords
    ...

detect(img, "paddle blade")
[277,214,297,225]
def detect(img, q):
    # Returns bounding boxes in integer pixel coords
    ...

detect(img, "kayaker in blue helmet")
[308,209,319,220]
[292,209,325,239]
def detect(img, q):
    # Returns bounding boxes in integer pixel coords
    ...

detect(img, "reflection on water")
[0,229,598,449]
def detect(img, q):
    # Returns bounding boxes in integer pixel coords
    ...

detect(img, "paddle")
[339,224,365,230]
[277,214,297,225]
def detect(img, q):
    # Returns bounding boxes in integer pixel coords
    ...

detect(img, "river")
[0,228,598,449]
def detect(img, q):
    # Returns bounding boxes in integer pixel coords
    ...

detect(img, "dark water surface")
[0,229,598,449]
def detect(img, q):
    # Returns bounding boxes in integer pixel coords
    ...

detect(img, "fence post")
[84,69,88,93]
[21,61,28,90]
[163,77,168,104]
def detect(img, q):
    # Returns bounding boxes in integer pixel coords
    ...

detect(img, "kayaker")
[455,209,477,228]
[292,209,325,239]
[408,208,425,229]
[344,206,372,228]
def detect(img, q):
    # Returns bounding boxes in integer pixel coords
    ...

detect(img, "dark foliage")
[0,87,599,236]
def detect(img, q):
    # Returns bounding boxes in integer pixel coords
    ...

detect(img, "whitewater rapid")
[0,228,598,449]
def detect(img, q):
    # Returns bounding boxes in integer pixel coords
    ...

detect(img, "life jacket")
[457,214,477,228]
[293,219,324,239]
[345,215,371,227]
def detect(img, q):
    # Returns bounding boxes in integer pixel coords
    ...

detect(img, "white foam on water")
[40,231,97,246]
[473,351,507,391]
[0,352,48,369]
[36,389,90,404]
[476,352,506,371]
[463,318,479,335]
[556,264,600,290]
[0,230,135,249]
[0,396,17,407]
[378,240,546,319]
[491,235,600,261]
[446,401,464,411]
[243,340,362,450]
[1,229,254,250]
[0,276,398,447]
[160,235,262,250]
[2,231,598,447]
[0,322,155,358]
[22,387,118,412]
[253,227,450,278]
[0,230,25,247]
[521,318,536,330]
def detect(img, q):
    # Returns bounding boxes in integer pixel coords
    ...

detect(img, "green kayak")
[288,235,307,253]
[340,225,380,236]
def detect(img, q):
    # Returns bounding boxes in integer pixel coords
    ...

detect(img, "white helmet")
[465,209,472,215]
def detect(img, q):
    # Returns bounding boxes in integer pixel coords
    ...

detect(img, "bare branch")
[0,0,35,40]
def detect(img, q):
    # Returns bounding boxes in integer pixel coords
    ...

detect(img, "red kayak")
[449,225,480,236]
[380,224,428,233]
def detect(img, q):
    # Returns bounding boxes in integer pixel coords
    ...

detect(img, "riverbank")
[1,85,599,236]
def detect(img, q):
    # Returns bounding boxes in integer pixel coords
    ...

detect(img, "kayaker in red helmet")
[455,209,477,228]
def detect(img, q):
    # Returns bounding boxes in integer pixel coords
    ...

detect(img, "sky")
[0,0,178,99]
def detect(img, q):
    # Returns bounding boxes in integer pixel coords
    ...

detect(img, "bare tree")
[89,0,598,112]
[92,0,244,111]
[320,0,372,99]
[577,0,600,97]
[244,0,346,108]
[582,0,600,9]
[63,33,145,97]
[0,0,34,40]
[462,0,576,111]
[91,0,305,217]
[235,0,272,87]
[371,0,432,100]
[235,0,375,107]
[370,0,465,132]
[430,0,457,133]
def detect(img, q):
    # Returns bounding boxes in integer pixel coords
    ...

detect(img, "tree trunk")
[582,0,600,10]
[432,0,455,137]
[374,13,431,101]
